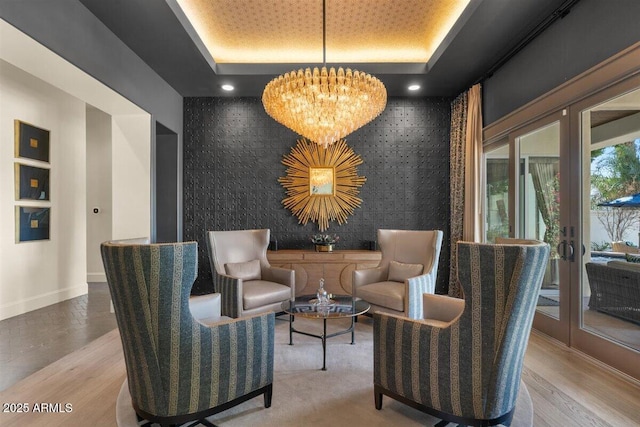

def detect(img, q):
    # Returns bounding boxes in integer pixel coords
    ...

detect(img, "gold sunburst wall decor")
[279,138,366,231]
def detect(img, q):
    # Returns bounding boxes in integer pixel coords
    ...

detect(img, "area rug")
[116,316,533,426]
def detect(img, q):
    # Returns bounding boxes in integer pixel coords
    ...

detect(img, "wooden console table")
[267,250,381,296]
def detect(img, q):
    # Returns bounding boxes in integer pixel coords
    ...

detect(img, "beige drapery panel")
[448,84,483,297]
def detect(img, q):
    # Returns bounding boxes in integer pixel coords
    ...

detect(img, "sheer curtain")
[529,157,559,247]
[449,84,483,297]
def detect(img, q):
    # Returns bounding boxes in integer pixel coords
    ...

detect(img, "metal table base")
[282,295,370,371]
[288,314,357,371]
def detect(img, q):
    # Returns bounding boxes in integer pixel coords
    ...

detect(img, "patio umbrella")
[598,192,640,207]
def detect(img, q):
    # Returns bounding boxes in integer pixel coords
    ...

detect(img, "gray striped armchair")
[373,240,549,426]
[101,241,274,427]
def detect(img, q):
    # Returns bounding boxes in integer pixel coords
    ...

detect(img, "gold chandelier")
[262,1,387,148]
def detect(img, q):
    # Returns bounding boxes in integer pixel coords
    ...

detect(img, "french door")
[570,80,640,379]
[483,79,640,379]
[484,112,570,342]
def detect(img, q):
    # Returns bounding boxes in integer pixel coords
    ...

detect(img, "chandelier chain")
[322,0,326,66]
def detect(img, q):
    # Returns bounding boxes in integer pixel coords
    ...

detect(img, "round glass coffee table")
[281,294,370,371]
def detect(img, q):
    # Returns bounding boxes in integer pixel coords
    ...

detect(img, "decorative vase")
[315,243,334,252]
[316,278,329,305]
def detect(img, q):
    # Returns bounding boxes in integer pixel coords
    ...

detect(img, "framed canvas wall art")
[15,164,50,201]
[15,206,50,242]
[14,120,50,163]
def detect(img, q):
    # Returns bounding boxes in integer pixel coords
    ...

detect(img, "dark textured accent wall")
[184,97,452,294]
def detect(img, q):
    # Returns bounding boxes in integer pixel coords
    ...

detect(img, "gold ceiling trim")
[279,139,366,231]
[176,0,471,64]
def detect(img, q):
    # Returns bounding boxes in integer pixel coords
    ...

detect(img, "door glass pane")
[583,88,640,352]
[517,122,561,318]
[485,144,509,243]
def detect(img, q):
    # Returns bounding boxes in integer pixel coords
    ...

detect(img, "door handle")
[557,240,567,261]
[568,240,576,262]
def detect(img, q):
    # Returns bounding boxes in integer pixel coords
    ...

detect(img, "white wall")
[0,21,152,320]
[85,111,151,282]
[86,108,112,282]
[0,60,87,320]
[112,115,151,240]
[589,210,640,248]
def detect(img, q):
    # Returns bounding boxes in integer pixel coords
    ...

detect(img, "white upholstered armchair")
[352,229,443,319]
[206,229,295,318]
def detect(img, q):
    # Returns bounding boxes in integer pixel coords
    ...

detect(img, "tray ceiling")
[79,0,571,97]
[176,0,470,64]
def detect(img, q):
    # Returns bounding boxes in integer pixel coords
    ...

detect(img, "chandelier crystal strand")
[262,66,387,147]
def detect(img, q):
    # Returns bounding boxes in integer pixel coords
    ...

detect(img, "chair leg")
[136,412,153,426]
[182,420,218,427]
[374,388,383,410]
[264,383,273,408]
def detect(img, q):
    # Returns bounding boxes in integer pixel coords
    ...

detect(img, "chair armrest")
[189,293,222,325]
[183,312,275,409]
[373,311,451,395]
[353,266,386,290]
[405,273,435,319]
[213,272,243,318]
[263,265,295,291]
[423,293,464,325]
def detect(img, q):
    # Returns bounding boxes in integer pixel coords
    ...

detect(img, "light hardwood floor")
[0,283,118,391]
[0,329,125,427]
[524,331,640,426]
[1,328,639,426]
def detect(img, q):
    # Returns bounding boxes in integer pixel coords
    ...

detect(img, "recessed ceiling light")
[408,84,421,91]
[221,84,234,91]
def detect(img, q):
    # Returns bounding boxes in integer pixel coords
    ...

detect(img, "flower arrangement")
[311,234,340,245]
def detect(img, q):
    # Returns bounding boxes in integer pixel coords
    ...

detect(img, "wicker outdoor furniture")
[585,261,640,324]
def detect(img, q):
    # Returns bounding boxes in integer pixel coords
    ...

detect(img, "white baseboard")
[0,283,88,321]
[87,273,107,282]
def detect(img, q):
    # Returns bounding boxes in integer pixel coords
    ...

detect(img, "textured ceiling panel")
[176,0,470,63]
